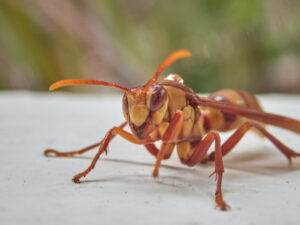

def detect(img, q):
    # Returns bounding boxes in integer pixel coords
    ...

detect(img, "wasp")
[45,50,300,210]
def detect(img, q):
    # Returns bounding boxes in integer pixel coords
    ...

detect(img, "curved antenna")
[143,49,192,92]
[49,79,132,93]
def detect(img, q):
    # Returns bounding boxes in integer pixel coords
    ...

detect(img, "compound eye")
[122,94,129,121]
[150,86,167,111]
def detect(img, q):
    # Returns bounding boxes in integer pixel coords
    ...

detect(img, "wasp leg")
[152,111,183,177]
[182,131,229,210]
[204,121,300,164]
[44,122,128,157]
[144,144,159,157]
[144,143,175,159]
[72,125,155,183]
[44,142,101,157]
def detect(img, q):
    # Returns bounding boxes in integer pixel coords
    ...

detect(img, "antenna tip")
[49,83,57,91]
[182,49,192,57]
[175,49,192,58]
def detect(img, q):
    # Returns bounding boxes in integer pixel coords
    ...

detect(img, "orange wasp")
[45,50,300,210]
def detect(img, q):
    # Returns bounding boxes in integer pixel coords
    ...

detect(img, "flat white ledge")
[1,91,300,225]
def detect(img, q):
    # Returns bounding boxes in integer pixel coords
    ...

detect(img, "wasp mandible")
[45,50,300,210]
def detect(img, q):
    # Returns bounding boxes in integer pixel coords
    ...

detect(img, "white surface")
[0,91,300,225]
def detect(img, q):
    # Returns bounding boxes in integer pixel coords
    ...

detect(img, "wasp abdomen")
[203,89,263,132]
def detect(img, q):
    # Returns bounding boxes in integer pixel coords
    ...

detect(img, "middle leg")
[44,121,128,157]
[179,131,229,210]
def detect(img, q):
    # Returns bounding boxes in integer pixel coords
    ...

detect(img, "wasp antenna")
[49,79,132,93]
[143,49,192,92]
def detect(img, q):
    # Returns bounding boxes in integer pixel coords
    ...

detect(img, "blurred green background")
[0,0,300,93]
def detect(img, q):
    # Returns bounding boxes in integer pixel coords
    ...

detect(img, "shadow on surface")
[223,146,300,175]
[45,145,300,181]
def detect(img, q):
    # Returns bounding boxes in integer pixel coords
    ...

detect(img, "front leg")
[72,126,155,183]
[152,111,184,177]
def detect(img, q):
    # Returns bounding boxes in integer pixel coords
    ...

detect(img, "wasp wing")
[193,95,300,134]
[159,80,300,134]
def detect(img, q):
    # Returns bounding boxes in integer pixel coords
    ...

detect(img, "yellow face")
[122,85,169,139]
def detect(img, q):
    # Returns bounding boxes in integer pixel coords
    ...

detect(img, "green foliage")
[0,0,299,93]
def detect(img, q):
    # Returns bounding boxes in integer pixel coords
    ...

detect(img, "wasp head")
[49,50,191,140]
[122,85,168,139]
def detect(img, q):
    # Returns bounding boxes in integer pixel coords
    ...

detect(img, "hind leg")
[204,121,300,164]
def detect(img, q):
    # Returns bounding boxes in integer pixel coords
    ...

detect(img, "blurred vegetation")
[0,0,300,93]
